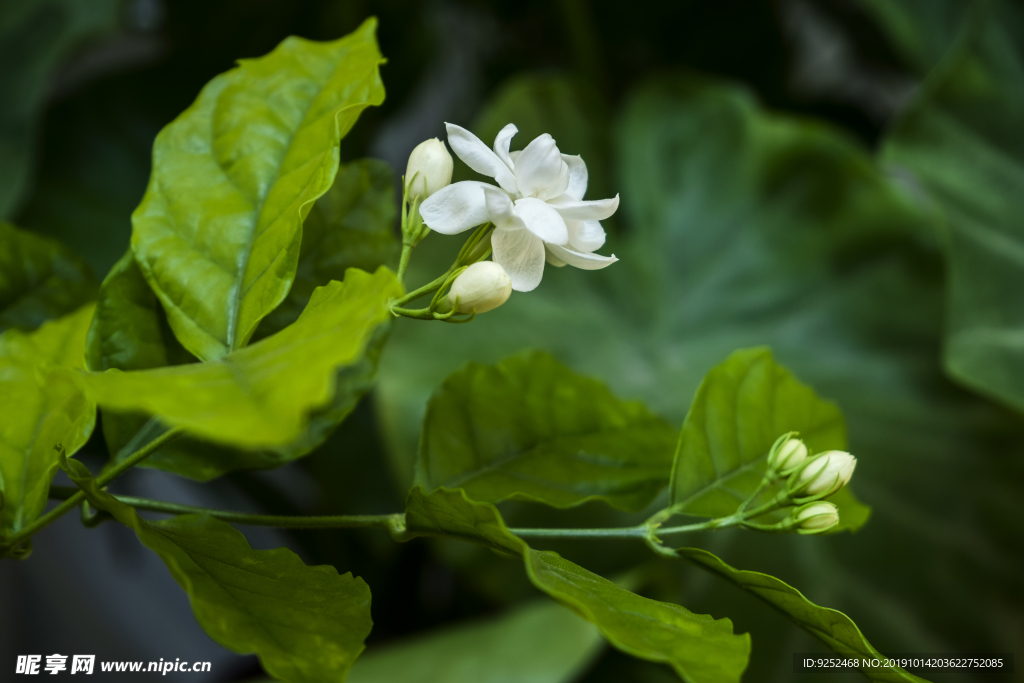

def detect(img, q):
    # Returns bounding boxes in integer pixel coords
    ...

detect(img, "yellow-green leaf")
[132,19,385,360]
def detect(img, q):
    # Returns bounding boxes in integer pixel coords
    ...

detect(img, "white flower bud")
[792,502,839,534]
[793,450,857,498]
[449,262,512,314]
[768,437,808,474]
[405,138,453,199]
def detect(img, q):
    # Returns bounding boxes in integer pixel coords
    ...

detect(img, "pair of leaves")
[81,267,401,450]
[0,221,96,333]
[880,0,1024,413]
[131,18,385,362]
[670,347,871,532]
[0,304,95,536]
[416,351,677,512]
[87,158,397,479]
[400,487,751,683]
[61,456,371,683]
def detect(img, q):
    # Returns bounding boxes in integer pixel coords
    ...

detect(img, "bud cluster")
[754,433,858,535]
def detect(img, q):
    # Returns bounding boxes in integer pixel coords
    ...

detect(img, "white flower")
[449,261,512,314]
[792,502,840,533]
[768,437,808,474]
[419,122,619,292]
[793,450,857,497]
[405,138,454,198]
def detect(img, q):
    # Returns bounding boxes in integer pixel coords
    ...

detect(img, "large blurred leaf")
[0,304,95,535]
[417,351,676,512]
[348,597,603,683]
[63,457,372,683]
[0,0,120,218]
[379,73,1023,672]
[87,158,398,479]
[675,548,925,683]
[132,19,385,361]
[882,0,1024,412]
[81,267,401,449]
[401,487,751,683]
[0,221,96,333]
[669,347,870,532]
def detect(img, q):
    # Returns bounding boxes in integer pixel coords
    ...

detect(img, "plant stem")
[508,525,649,539]
[2,427,184,552]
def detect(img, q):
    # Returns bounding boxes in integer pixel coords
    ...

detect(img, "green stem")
[508,525,648,539]
[3,428,185,553]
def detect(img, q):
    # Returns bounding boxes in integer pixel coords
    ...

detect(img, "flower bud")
[405,138,453,199]
[792,450,857,498]
[791,502,839,534]
[449,262,512,314]
[768,437,808,474]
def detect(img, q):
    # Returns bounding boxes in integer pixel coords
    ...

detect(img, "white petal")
[549,193,619,221]
[446,123,518,194]
[482,185,526,230]
[492,226,547,292]
[537,160,570,201]
[514,134,563,198]
[513,197,568,245]
[544,245,568,267]
[509,150,521,163]
[546,243,618,270]
[562,154,588,199]
[493,123,518,170]
[419,181,492,234]
[567,219,606,253]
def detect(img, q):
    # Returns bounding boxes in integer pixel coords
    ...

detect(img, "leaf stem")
[2,427,185,554]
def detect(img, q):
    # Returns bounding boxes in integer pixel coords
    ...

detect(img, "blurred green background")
[1,0,1021,681]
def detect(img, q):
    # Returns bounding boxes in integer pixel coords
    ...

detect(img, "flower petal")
[513,197,569,245]
[537,159,570,201]
[567,219,606,253]
[492,226,547,291]
[419,181,491,234]
[546,243,618,270]
[493,123,518,170]
[446,123,518,194]
[514,134,563,198]
[549,194,619,221]
[544,245,568,267]
[562,154,588,199]
[482,185,526,230]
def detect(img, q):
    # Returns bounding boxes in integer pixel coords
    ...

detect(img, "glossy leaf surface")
[132,19,385,360]
[417,352,676,511]
[0,304,95,534]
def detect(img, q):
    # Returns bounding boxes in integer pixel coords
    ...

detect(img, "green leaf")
[61,457,372,683]
[80,267,401,449]
[881,1,1024,412]
[132,18,385,361]
[670,347,870,531]
[0,221,97,333]
[254,158,399,339]
[0,304,95,535]
[0,0,120,217]
[675,547,928,683]
[348,598,603,683]
[401,487,751,683]
[416,351,677,512]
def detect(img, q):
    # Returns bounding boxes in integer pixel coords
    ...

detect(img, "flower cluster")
[763,434,858,535]
[418,123,619,293]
